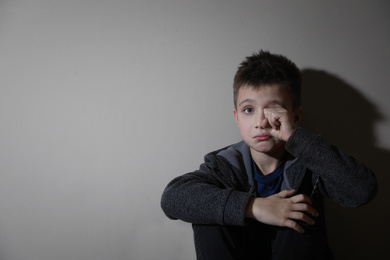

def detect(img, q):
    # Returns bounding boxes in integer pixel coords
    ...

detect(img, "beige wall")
[0,1,389,259]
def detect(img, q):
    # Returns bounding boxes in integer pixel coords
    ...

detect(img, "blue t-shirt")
[253,160,285,197]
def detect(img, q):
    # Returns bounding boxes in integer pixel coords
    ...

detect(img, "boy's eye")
[243,108,253,114]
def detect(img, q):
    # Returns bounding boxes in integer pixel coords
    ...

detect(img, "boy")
[161,50,377,259]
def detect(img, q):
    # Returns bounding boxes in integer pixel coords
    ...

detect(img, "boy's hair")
[233,50,302,110]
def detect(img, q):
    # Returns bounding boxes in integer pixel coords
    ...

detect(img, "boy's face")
[233,84,301,158]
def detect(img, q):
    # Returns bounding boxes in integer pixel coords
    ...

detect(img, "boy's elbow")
[360,171,378,206]
[344,175,378,208]
[360,177,378,206]
[160,187,178,220]
[160,191,168,214]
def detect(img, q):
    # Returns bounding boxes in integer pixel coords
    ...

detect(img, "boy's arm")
[161,154,319,231]
[160,155,254,226]
[161,159,318,232]
[263,107,377,207]
[286,127,378,207]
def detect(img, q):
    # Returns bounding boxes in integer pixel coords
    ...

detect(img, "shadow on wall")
[300,69,390,260]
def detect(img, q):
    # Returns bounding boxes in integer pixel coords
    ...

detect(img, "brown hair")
[233,50,301,110]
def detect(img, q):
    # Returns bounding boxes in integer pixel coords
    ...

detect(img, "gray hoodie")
[161,127,377,226]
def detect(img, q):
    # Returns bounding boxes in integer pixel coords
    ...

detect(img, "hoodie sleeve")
[161,154,254,226]
[286,127,378,207]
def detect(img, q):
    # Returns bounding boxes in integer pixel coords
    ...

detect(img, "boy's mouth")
[253,134,272,141]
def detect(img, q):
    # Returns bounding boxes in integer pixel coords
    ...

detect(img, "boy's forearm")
[161,171,253,226]
[286,127,377,207]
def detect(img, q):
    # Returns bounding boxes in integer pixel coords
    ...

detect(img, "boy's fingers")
[264,107,296,141]
[265,112,281,130]
[291,193,312,205]
[289,212,316,225]
[284,219,305,233]
[292,203,319,217]
[277,189,296,198]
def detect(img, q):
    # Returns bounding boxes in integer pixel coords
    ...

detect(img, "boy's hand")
[263,108,297,141]
[245,190,318,233]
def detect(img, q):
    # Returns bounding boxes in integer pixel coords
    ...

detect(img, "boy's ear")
[294,107,303,125]
[233,108,239,123]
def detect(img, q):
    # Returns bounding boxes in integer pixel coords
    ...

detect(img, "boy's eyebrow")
[238,99,284,107]
[269,100,283,106]
[238,98,255,107]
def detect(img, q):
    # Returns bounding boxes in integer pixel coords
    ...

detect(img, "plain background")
[0,1,389,259]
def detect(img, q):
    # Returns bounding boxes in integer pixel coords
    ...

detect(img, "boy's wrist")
[285,127,315,156]
[245,198,256,219]
[283,127,296,142]
[281,125,299,142]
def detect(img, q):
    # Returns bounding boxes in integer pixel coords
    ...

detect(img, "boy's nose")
[255,112,270,129]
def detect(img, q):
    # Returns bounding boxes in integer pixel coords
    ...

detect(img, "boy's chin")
[249,142,286,156]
